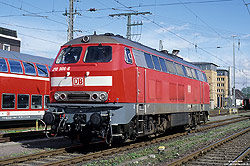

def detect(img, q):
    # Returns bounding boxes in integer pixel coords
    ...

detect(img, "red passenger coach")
[44,33,210,144]
[0,49,53,121]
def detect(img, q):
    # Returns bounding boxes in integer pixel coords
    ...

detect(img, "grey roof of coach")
[0,49,54,65]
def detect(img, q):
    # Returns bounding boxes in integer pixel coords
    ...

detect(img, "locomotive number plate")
[73,77,84,86]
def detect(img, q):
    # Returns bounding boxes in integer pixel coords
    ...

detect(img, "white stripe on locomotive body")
[0,110,45,116]
[51,76,112,87]
[51,76,73,87]
[85,76,112,86]
[0,73,49,81]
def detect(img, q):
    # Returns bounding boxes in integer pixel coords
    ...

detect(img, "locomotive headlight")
[54,93,60,101]
[60,93,67,100]
[91,93,98,100]
[99,93,108,101]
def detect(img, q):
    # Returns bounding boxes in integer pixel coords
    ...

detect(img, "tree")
[242,87,250,98]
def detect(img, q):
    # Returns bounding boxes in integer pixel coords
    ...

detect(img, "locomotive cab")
[44,34,137,143]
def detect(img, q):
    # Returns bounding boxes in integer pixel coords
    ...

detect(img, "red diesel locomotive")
[0,49,53,121]
[44,33,210,144]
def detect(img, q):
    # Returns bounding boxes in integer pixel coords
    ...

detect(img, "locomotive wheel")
[203,113,208,123]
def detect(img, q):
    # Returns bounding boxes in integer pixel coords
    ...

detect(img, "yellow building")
[216,69,229,108]
[191,63,231,109]
[191,62,218,109]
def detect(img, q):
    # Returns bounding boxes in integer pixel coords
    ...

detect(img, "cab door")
[137,67,145,103]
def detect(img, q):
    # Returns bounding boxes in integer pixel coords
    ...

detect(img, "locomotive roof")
[0,49,54,65]
[64,34,200,70]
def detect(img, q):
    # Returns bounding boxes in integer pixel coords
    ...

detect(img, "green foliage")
[241,87,250,98]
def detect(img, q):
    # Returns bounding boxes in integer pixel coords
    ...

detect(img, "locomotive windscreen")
[56,47,82,64]
[84,46,112,63]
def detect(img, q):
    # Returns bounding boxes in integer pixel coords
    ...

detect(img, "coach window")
[2,94,15,109]
[31,95,42,109]
[9,60,23,74]
[18,94,29,109]
[84,46,112,63]
[124,48,133,64]
[152,55,161,71]
[44,95,50,109]
[23,62,36,76]
[0,58,8,72]
[56,47,82,64]
[165,60,176,74]
[144,53,154,69]
[175,63,185,76]
[36,64,48,77]
[159,57,167,72]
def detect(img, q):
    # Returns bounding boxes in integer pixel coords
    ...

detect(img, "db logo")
[73,77,84,86]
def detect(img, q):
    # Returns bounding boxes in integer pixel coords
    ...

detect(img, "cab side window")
[124,48,133,64]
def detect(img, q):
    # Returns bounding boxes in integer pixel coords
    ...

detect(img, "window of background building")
[3,44,10,51]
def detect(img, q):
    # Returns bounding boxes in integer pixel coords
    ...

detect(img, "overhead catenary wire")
[177,0,232,44]
[90,0,233,12]
[242,0,250,15]
[0,1,68,27]
[19,33,62,45]
[0,20,65,32]
[113,0,232,67]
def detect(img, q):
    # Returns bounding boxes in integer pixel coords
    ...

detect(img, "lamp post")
[232,35,236,108]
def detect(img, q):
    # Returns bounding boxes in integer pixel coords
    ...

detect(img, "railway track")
[0,116,249,166]
[167,126,250,166]
[0,115,244,143]
[0,111,247,144]
[0,130,45,143]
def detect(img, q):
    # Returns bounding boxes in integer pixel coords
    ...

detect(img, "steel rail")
[0,116,248,166]
[229,146,250,165]
[39,117,250,166]
[167,126,250,166]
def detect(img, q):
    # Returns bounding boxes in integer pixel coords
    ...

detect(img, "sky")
[0,0,249,90]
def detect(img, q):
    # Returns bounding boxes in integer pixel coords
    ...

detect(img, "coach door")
[137,67,145,103]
